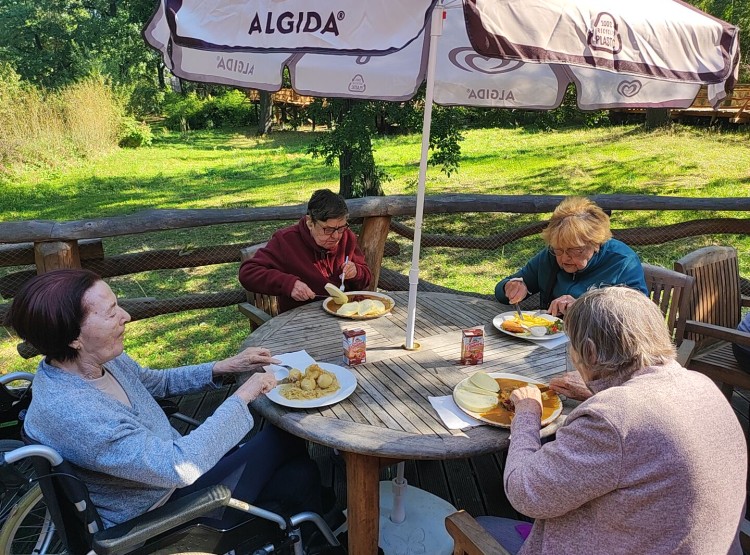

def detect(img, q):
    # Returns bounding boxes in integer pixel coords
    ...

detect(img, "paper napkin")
[428,395,483,430]
[265,349,316,380]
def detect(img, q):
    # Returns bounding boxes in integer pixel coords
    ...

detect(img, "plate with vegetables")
[492,311,565,341]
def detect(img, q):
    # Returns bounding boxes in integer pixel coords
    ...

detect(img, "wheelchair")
[0,373,339,554]
[0,372,36,535]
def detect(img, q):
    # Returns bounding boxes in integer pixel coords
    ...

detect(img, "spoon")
[339,255,349,291]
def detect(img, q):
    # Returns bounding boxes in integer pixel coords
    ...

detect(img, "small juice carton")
[343,328,366,365]
[461,327,484,365]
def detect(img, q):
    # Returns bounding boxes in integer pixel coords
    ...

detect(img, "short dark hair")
[5,269,101,362]
[307,189,349,222]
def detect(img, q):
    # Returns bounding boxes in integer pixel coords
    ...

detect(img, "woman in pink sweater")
[484,286,747,555]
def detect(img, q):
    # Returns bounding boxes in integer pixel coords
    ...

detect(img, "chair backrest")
[641,263,695,346]
[674,246,742,349]
[240,243,280,320]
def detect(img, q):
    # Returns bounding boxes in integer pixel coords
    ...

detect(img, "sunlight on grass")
[1,124,749,374]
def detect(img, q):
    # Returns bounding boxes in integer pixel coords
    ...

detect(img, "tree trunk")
[645,108,670,129]
[258,91,273,136]
[339,148,354,199]
[157,63,165,89]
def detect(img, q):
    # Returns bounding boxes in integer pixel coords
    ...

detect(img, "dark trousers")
[171,425,322,527]
[733,343,750,373]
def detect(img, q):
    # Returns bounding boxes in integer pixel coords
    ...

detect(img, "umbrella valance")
[462,0,740,107]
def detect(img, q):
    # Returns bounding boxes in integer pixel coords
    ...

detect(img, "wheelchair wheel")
[0,484,66,555]
[0,439,37,525]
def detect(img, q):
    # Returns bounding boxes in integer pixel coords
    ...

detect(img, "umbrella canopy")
[143,0,741,349]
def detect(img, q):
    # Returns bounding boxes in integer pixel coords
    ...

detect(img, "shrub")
[0,71,122,177]
[119,117,153,148]
[163,89,256,130]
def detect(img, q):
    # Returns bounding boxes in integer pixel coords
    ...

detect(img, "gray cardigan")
[506,361,746,555]
[24,353,254,528]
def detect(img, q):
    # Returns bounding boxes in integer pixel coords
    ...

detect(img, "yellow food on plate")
[468,371,500,393]
[454,387,499,413]
[324,283,349,304]
[501,313,564,335]
[336,299,387,317]
[337,302,360,316]
[279,363,340,401]
[501,319,526,333]
[357,299,385,316]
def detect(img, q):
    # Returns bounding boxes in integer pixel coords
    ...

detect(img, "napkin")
[533,333,569,350]
[428,395,483,430]
[265,350,316,380]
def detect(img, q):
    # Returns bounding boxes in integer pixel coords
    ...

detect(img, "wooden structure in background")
[612,84,750,125]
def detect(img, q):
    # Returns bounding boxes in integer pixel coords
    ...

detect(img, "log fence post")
[33,241,81,274]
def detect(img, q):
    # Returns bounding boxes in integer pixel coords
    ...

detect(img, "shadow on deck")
[172,383,750,524]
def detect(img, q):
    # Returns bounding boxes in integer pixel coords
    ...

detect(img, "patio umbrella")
[143,0,740,348]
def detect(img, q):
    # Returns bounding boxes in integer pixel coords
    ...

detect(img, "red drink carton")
[461,328,484,365]
[343,328,366,365]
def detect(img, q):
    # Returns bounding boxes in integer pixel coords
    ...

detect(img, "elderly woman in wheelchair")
[3,268,337,554]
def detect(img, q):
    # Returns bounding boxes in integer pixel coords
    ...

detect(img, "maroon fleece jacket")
[238,218,372,313]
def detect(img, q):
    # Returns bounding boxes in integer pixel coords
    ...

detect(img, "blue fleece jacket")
[24,353,254,528]
[495,239,647,308]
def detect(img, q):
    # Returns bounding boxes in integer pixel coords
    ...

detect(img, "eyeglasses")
[317,222,350,236]
[548,245,590,257]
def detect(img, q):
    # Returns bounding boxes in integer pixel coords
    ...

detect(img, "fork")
[339,256,349,291]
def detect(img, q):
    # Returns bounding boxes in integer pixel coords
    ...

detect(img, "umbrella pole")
[405,3,444,350]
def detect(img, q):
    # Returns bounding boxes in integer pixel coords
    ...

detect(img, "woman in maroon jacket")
[239,189,372,313]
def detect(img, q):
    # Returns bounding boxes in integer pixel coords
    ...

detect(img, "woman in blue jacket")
[495,196,647,318]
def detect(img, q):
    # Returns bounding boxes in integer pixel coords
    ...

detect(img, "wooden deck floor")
[172,383,750,525]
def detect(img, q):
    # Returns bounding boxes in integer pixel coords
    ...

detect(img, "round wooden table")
[242,291,569,555]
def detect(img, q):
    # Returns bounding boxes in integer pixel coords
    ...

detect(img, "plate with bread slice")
[453,371,562,428]
[322,284,395,320]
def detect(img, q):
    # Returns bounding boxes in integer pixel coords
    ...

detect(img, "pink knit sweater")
[506,361,746,555]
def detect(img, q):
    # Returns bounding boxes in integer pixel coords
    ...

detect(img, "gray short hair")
[565,286,676,378]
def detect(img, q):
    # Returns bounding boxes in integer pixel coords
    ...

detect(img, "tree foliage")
[0,0,159,89]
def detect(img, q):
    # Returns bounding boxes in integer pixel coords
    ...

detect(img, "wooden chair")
[445,511,513,555]
[674,246,750,397]
[237,243,280,329]
[641,263,696,366]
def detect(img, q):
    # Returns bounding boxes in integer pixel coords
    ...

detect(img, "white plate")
[492,310,565,341]
[453,372,563,428]
[322,291,395,320]
[265,362,357,409]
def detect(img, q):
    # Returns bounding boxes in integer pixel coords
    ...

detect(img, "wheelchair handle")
[0,372,35,386]
[1,444,63,466]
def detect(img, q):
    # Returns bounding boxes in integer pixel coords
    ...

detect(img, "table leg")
[343,451,381,555]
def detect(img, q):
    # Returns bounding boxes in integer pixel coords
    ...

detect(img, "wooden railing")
[0,194,748,324]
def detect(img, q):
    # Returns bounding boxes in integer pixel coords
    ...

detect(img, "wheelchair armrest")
[92,484,233,555]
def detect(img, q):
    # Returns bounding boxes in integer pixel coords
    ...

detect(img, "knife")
[514,303,524,321]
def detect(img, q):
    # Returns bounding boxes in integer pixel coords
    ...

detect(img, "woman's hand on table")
[549,372,593,401]
[548,295,576,317]
[234,371,277,403]
[213,347,280,376]
[291,280,316,301]
[504,278,528,305]
[510,386,542,416]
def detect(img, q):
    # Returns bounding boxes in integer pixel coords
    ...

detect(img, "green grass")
[1,124,749,374]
